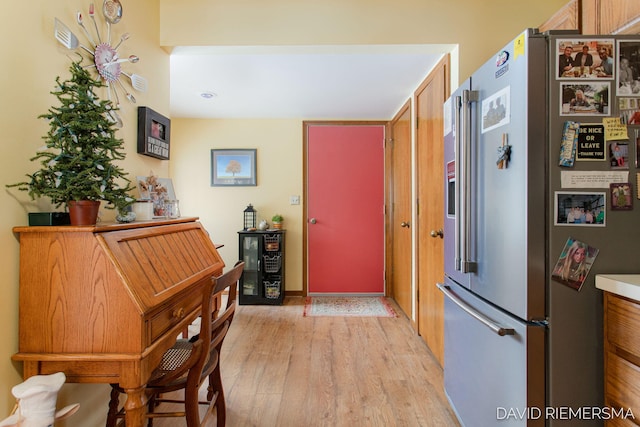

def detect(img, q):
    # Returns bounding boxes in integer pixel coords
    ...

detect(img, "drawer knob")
[172,307,185,319]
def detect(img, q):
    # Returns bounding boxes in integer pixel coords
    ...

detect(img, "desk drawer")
[606,351,640,419]
[607,294,640,356]
[148,290,202,343]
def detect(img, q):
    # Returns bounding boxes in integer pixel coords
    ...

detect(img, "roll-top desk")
[12,217,224,427]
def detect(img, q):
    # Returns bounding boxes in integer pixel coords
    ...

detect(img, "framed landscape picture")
[211,149,257,186]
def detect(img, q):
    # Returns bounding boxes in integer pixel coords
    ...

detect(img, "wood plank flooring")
[153,296,460,426]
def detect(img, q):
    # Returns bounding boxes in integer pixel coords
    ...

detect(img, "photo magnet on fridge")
[552,237,599,291]
[576,124,605,161]
[558,121,580,167]
[610,182,633,210]
[609,141,629,169]
[554,192,606,226]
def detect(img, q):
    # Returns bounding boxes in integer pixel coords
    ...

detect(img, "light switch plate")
[290,195,300,205]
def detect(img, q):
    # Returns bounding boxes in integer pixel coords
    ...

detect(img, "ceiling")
[169,45,451,120]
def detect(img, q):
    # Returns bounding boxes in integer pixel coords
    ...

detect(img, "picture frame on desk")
[137,107,171,160]
[136,176,176,201]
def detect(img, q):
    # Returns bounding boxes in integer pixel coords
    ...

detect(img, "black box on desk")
[28,212,71,226]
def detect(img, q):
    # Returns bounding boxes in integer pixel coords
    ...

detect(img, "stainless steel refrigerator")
[440,29,640,426]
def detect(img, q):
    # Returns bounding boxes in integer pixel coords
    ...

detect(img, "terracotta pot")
[67,200,101,225]
[272,222,282,229]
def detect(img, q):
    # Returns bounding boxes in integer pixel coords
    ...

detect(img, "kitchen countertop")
[595,274,640,302]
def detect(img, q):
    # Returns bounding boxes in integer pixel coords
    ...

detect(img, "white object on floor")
[0,372,79,427]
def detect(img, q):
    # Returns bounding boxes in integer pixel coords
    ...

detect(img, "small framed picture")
[211,149,257,186]
[136,176,176,201]
[554,191,606,226]
[610,182,633,210]
[137,107,171,160]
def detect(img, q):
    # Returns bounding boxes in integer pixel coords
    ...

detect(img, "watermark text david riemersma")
[497,406,635,421]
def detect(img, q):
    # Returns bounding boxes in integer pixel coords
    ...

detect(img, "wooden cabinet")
[584,0,640,35]
[540,0,640,35]
[238,230,285,305]
[538,0,581,33]
[603,292,640,425]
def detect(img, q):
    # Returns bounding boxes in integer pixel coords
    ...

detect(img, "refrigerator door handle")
[457,90,478,273]
[454,95,462,271]
[437,283,515,336]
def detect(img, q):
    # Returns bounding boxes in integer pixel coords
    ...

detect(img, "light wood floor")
[153,296,460,427]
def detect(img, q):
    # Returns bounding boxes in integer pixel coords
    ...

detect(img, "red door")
[306,124,385,294]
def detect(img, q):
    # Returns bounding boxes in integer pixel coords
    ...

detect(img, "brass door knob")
[430,229,444,238]
[401,221,410,228]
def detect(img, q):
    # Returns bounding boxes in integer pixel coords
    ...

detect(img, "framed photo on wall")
[137,107,171,160]
[211,149,257,186]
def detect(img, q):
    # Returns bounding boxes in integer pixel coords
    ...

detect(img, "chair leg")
[106,386,120,427]
[147,395,156,427]
[209,367,226,427]
[184,380,202,427]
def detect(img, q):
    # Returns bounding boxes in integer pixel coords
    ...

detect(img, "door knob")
[401,221,410,228]
[430,229,444,238]
[309,218,317,224]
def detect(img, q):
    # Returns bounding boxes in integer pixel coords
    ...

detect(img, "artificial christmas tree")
[8,59,134,225]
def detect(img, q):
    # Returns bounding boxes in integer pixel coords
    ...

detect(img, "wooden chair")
[106,261,244,427]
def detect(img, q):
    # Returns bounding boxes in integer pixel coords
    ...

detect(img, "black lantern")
[243,204,256,230]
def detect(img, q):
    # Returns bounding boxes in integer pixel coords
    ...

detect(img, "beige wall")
[171,119,304,290]
[159,0,568,85]
[1,1,169,425]
[1,0,566,425]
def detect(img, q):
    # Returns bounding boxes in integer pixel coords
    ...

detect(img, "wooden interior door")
[388,101,412,317]
[305,123,385,294]
[416,55,449,367]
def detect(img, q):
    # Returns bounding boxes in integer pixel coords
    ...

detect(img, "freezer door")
[441,278,545,427]
[444,79,472,289]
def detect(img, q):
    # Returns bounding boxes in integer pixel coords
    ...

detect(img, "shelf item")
[238,230,285,305]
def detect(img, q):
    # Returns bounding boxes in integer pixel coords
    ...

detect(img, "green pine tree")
[8,59,134,209]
